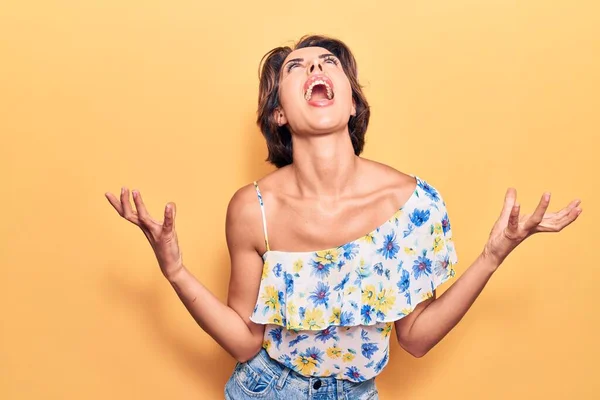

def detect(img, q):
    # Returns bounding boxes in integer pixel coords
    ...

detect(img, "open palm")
[105,187,183,278]
[484,188,582,265]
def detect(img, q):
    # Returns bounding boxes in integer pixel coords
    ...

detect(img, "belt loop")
[276,366,292,390]
[336,379,344,399]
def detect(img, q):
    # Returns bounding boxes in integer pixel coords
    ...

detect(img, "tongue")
[310,85,329,101]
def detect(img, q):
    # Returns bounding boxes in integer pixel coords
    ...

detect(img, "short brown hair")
[257,35,370,168]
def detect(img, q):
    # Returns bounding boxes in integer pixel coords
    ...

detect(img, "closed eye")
[323,56,339,66]
[286,61,302,72]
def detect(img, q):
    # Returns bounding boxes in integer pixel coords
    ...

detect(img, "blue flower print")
[374,352,389,373]
[299,307,306,320]
[303,346,325,363]
[269,327,283,349]
[342,242,359,259]
[377,232,399,259]
[360,329,369,341]
[344,366,366,382]
[442,212,451,235]
[361,342,379,359]
[397,269,410,292]
[289,334,309,347]
[278,354,293,369]
[410,209,431,227]
[418,180,440,202]
[310,259,332,279]
[361,305,376,324]
[333,273,350,291]
[273,263,282,277]
[315,326,339,343]
[284,272,294,295]
[373,263,384,276]
[309,282,331,307]
[340,311,355,325]
[413,255,432,279]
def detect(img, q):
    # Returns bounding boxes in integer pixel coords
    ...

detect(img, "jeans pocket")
[232,362,276,397]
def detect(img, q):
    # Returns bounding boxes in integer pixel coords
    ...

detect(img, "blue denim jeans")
[224,348,379,399]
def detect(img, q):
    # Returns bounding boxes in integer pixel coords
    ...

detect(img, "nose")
[307,59,323,75]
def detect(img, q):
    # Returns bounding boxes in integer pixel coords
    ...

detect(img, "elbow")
[409,348,429,358]
[234,344,263,363]
[397,337,429,358]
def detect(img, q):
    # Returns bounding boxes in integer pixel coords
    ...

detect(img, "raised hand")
[105,187,183,279]
[483,188,582,267]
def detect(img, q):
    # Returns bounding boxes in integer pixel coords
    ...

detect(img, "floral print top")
[249,176,458,382]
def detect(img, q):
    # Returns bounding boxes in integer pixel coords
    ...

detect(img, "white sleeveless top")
[249,176,458,382]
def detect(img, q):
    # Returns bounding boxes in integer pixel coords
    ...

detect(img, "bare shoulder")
[225,167,292,251]
[359,158,417,200]
[225,182,265,253]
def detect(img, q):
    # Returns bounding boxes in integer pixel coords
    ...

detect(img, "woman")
[105,35,582,399]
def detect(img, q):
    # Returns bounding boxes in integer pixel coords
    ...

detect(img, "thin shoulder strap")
[252,181,270,252]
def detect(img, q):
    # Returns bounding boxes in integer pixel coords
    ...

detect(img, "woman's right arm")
[105,185,266,363]
[166,186,266,362]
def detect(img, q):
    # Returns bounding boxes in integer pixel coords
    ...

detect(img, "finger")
[162,202,176,234]
[555,199,581,219]
[120,187,139,225]
[556,206,582,230]
[524,192,551,230]
[132,190,152,226]
[498,187,517,223]
[105,192,124,215]
[507,202,520,234]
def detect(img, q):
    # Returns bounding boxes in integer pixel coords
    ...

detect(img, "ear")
[351,100,357,117]
[275,108,288,126]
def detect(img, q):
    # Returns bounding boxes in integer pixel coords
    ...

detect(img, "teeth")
[305,79,334,101]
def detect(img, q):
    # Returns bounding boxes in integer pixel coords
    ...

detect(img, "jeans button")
[313,379,322,389]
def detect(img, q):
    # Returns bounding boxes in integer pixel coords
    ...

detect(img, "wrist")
[164,263,186,283]
[480,247,502,272]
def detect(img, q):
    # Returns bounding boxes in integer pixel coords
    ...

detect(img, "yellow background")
[1,1,598,399]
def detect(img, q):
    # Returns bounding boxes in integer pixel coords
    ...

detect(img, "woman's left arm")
[395,188,582,358]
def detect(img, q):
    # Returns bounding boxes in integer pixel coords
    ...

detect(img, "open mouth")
[304,75,335,102]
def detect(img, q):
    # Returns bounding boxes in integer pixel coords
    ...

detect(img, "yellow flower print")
[261,286,280,311]
[391,209,404,224]
[362,284,378,306]
[261,261,269,280]
[303,308,325,329]
[404,247,416,256]
[433,223,443,235]
[293,355,318,375]
[401,307,414,316]
[433,236,444,254]
[421,291,434,301]
[346,286,357,295]
[375,288,397,315]
[342,352,355,362]
[361,233,375,244]
[323,369,332,376]
[315,249,339,265]
[262,340,271,351]
[293,259,304,273]
[268,313,284,325]
[329,307,342,325]
[327,345,342,359]
[380,322,393,339]
[288,301,297,316]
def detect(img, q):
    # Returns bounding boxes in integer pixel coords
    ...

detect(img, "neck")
[290,129,360,199]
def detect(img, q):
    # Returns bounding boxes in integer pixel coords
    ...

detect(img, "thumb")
[163,202,176,234]
[498,188,517,223]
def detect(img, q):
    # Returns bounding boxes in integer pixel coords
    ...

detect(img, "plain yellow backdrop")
[1,1,598,399]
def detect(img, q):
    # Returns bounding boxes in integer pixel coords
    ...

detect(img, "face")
[276,46,356,136]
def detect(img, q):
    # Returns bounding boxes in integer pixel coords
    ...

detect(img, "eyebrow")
[283,53,336,68]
